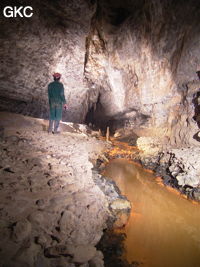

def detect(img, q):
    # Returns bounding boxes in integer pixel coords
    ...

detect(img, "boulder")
[110,199,131,211]
[71,245,97,264]
[45,244,96,263]
[89,250,104,267]
[113,211,130,228]
[12,219,32,242]
[192,188,200,201]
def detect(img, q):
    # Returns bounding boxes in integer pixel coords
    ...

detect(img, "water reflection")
[104,159,200,267]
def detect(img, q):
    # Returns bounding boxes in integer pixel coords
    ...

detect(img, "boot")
[48,120,54,133]
[54,120,60,134]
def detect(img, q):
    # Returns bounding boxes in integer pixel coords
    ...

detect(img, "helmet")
[53,72,61,78]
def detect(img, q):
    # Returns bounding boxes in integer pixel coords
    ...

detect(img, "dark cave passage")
[85,93,107,131]
[84,91,151,136]
[192,91,200,128]
[85,99,131,135]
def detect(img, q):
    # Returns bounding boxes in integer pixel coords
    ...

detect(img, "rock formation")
[1,0,200,264]
[0,112,130,266]
[0,0,94,122]
[84,0,200,145]
[0,0,199,146]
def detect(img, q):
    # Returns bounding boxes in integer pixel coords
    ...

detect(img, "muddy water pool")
[104,158,200,267]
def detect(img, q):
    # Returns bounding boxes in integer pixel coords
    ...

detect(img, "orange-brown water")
[104,158,200,267]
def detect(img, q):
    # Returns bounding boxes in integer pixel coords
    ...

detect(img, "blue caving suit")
[48,80,66,132]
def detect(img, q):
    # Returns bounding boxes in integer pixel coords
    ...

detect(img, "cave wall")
[84,0,200,145]
[0,0,94,122]
[0,0,200,146]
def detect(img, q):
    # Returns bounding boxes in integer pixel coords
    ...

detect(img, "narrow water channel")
[104,158,200,267]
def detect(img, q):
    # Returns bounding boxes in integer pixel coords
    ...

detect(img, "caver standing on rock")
[48,72,67,134]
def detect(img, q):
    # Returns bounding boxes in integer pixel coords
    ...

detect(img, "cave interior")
[0,0,199,144]
[0,1,200,266]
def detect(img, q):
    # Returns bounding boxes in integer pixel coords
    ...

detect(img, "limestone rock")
[72,245,97,264]
[2,0,200,263]
[12,243,40,267]
[45,244,96,263]
[109,199,131,228]
[89,250,104,267]
[113,212,130,229]
[192,189,200,201]
[12,219,32,243]
[59,210,76,234]
[49,258,75,267]
[28,211,45,226]
[137,137,163,155]
[0,0,199,148]
[137,146,200,198]
[0,0,93,122]
[27,211,56,234]
[36,199,45,207]
[166,148,200,187]
[36,234,52,248]
[0,112,110,266]
[45,245,70,258]
[110,199,131,211]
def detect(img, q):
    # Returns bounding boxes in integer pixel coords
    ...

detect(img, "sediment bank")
[0,112,129,267]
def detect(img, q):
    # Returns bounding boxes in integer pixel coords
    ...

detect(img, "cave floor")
[0,112,110,267]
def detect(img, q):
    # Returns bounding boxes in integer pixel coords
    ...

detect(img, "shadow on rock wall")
[0,0,200,146]
[84,0,200,145]
[0,0,94,122]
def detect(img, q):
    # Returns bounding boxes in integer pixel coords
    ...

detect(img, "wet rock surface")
[135,137,200,201]
[93,171,131,228]
[97,230,134,267]
[0,112,120,267]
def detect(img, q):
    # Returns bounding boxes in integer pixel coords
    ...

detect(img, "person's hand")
[64,104,68,110]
